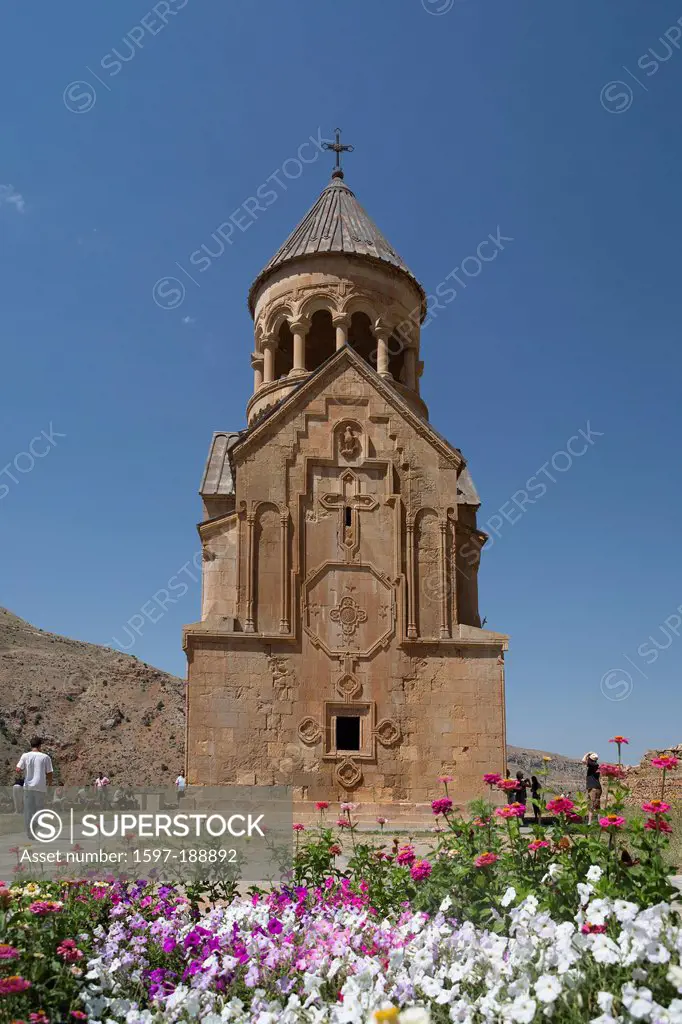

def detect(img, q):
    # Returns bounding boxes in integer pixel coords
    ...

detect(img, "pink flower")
[495,803,525,819]
[396,844,416,866]
[600,763,626,779]
[645,817,673,833]
[410,859,432,881]
[71,1013,88,1021]
[28,900,62,915]
[0,974,32,994]
[642,799,671,814]
[599,814,626,829]
[336,818,351,828]
[472,817,491,828]
[528,839,551,851]
[292,823,305,832]
[581,923,607,934]
[546,797,575,815]
[609,736,629,745]
[567,812,584,823]
[438,775,453,784]
[431,797,453,816]
[497,778,518,792]
[651,755,679,770]
[0,944,20,959]
[340,802,357,812]
[375,816,387,826]
[57,939,84,963]
[474,851,499,868]
[315,801,329,811]
[30,1013,50,1024]
[483,773,502,786]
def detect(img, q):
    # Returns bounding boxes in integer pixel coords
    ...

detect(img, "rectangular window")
[336,715,360,751]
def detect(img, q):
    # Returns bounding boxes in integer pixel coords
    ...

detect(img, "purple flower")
[162,936,177,953]
[268,918,283,934]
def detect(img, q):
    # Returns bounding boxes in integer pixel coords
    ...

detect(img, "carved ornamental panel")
[303,562,395,658]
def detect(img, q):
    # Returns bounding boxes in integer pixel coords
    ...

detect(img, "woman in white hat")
[582,752,601,824]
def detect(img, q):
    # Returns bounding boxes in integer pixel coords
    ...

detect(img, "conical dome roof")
[248,173,424,313]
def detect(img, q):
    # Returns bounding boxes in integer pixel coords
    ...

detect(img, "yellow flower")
[373,1010,400,1023]
[24,883,40,895]
[542,756,552,762]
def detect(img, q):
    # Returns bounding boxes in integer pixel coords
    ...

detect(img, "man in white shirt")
[174,772,186,805]
[16,736,53,838]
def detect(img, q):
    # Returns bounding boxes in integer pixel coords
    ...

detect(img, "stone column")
[251,352,264,391]
[406,517,418,639]
[404,346,418,390]
[439,517,450,639]
[333,313,350,351]
[244,511,256,633]
[289,318,310,376]
[375,328,391,378]
[279,508,290,634]
[262,337,276,383]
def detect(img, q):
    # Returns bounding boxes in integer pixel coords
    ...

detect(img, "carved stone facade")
[184,169,507,813]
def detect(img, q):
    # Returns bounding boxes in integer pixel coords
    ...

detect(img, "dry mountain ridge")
[0,606,185,787]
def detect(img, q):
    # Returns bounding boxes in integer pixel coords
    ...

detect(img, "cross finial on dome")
[323,128,354,179]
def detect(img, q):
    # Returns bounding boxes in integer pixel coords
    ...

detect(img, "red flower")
[599,763,626,779]
[609,736,629,745]
[329,844,342,856]
[645,817,673,833]
[292,823,305,832]
[315,801,329,811]
[546,797,575,815]
[431,797,453,816]
[474,851,499,868]
[581,923,607,934]
[336,819,351,829]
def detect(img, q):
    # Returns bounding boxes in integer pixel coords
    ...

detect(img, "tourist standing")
[12,773,24,815]
[513,770,530,807]
[175,772,186,805]
[16,737,53,838]
[94,772,111,807]
[530,775,542,823]
[583,752,601,824]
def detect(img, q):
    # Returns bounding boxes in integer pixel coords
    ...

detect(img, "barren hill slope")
[0,607,185,787]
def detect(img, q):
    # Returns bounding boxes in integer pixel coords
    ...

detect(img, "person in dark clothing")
[514,770,530,807]
[582,752,602,824]
[530,775,542,823]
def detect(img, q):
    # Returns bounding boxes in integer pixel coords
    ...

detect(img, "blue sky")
[2,0,681,763]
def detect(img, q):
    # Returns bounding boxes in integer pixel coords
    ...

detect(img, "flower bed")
[2,737,682,1022]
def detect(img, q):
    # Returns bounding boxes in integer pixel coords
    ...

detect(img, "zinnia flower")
[472,817,491,827]
[396,844,416,866]
[29,1012,50,1024]
[0,944,20,959]
[609,736,629,745]
[482,772,502,785]
[497,778,518,792]
[528,839,551,851]
[438,775,453,784]
[340,802,357,812]
[410,859,432,881]
[581,923,608,934]
[496,803,525,818]
[71,1013,88,1021]
[645,817,673,833]
[651,755,679,769]
[315,801,329,811]
[292,823,305,832]
[329,844,342,855]
[336,818,351,828]
[600,763,626,779]
[431,797,453,816]
[376,816,387,826]
[642,799,671,814]
[474,851,499,867]
[546,797,575,815]
[599,814,626,829]
[0,975,32,994]
[28,900,62,915]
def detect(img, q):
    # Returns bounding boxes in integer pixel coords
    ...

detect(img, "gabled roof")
[248,173,425,312]
[232,346,472,481]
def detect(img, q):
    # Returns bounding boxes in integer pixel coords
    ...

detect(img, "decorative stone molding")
[330,595,368,638]
[336,672,362,700]
[336,757,362,789]
[375,718,401,747]
[298,717,322,745]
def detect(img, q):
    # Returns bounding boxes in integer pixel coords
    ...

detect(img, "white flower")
[590,935,622,965]
[577,882,594,906]
[535,974,562,1004]
[614,900,639,923]
[508,996,537,1023]
[596,992,614,1012]
[668,965,682,993]
[586,865,603,883]
[399,1009,431,1024]
[501,887,517,908]
[439,895,452,913]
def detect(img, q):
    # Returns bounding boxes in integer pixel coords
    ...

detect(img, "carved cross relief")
[319,470,378,561]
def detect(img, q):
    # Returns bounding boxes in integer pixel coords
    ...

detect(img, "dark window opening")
[344,506,352,527]
[336,715,360,751]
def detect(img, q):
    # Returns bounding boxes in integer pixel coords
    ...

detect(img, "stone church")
[184,151,507,814]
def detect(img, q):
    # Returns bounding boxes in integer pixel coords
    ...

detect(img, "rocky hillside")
[0,607,185,787]
[507,744,585,796]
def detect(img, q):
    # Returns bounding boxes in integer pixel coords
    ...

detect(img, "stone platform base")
[292,801,458,830]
